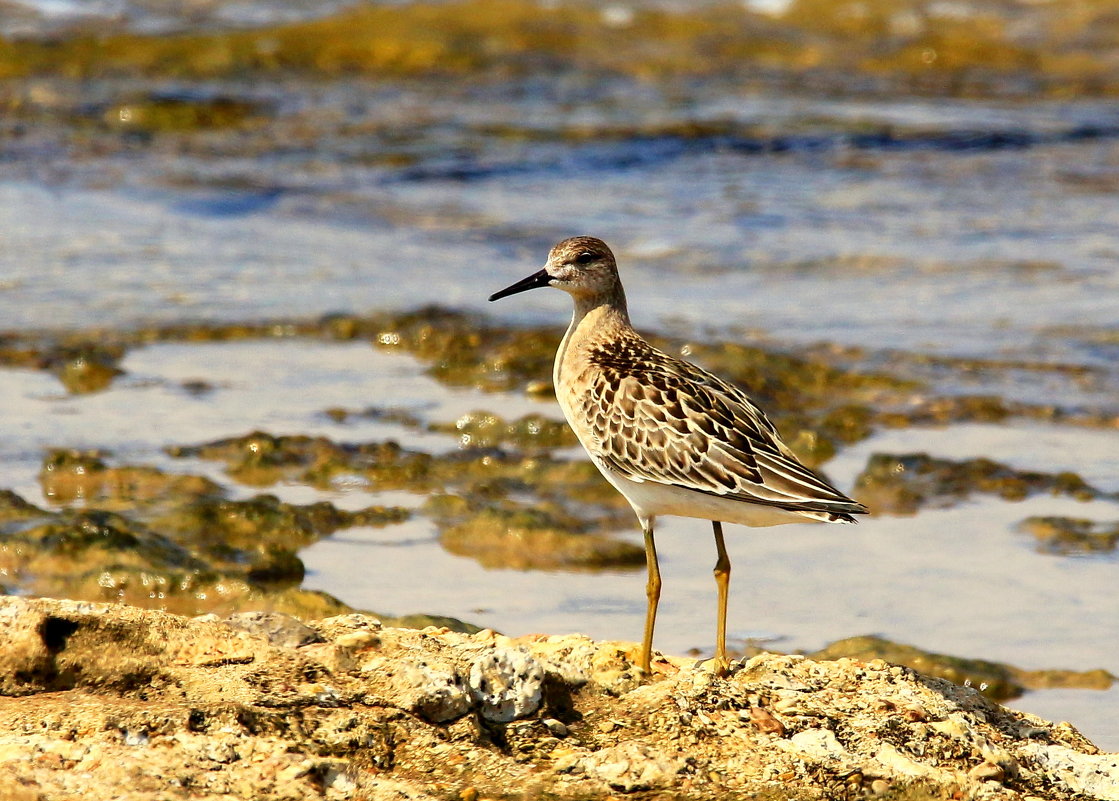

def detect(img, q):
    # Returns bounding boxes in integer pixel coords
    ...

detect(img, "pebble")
[122,730,149,747]
[335,630,379,652]
[203,741,238,764]
[542,718,569,737]
[581,742,684,792]
[901,705,927,722]
[322,761,357,796]
[468,648,545,723]
[968,761,1005,782]
[222,611,323,648]
[393,661,474,723]
[784,728,849,767]
[748,706,787,736]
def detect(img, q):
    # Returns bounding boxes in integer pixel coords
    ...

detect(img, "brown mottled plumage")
[490,236,867,674]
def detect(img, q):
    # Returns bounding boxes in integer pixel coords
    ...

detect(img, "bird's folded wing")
[580,359,864,513]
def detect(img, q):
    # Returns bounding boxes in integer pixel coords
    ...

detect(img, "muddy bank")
[0,595,1116,801]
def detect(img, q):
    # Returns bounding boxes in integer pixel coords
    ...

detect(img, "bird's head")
[489,236,619,302]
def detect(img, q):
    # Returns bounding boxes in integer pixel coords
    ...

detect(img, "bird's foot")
[702,655,732,677]
[633,648,671,681]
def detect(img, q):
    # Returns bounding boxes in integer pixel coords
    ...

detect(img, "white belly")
[591,455,816,530]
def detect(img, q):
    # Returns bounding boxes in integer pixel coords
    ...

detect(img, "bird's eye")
[574,252,595,265]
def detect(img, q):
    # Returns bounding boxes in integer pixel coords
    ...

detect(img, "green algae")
[2,416,639,615]
[322,405,425,429]
[0,489,49,523]
[40,449,221,508]
[2,307,1102,450]
[169,427,636,572]
[0,449,413,620]
[814,635,1028,702]
[369,308,561,394]
[853,452,1106,515]
[353,308,916,466]
[54,353,124,394]
[150,492,410,572]
[429,411,577,452]
[103,93,269,133]
[4,0,1119,97]
[166,428,619,508]
[0,339,125,395]
[168,431,438,492]
[1016,516,1119,556]
[6,306,1115,524]
[428,494,643,571]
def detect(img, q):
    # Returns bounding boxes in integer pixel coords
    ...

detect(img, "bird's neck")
[570,288,632,346]
[554,290,633,392]
[571,284,631,331]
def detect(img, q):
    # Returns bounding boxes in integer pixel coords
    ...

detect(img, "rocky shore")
[0,595,1115,801]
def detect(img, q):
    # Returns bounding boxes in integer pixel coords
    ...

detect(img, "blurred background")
[1,0,1118,749]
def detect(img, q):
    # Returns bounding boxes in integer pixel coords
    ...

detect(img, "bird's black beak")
[488,269,552,302]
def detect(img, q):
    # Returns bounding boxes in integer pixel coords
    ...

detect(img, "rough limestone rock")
[0,595,1115,801]
[468,646,546,722]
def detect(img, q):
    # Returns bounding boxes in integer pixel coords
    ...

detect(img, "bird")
[488,236,868,675]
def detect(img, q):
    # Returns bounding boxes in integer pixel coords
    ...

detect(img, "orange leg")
[640,522,661,674]
[712,521,731,676]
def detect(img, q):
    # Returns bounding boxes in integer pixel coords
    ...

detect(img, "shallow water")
[2,9,1118,750]
[2,339,1117,748]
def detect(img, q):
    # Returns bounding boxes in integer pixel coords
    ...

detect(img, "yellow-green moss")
[3,0,1119,95]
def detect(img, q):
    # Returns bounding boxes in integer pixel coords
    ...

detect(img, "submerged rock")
[1017,516,1119,556]
[39,449,221,508]
[434,498,644,571]
[812,635,1114,702]
[171,428,639,572]
[854,452,1104,514]
[0,596,1115,801]
[430,410,576,451]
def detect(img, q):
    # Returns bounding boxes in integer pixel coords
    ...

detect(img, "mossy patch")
[430,411,577,452]
[853,453,1106,515]
[102,92,270,133]
[168,428,637,572]
[429,494,643,571]
[4,0,1119,96]
[0,449,411,619]
[1016,516,1119,556]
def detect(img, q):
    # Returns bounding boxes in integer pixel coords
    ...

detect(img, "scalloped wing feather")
[579,341,866,516]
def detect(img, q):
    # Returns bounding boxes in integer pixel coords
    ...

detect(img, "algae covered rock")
[811,635,1114,702]
[854,452,1103,514]
[1016,516,1119,556]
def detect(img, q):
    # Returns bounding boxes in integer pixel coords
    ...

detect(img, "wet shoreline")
[1,310,1116,748]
